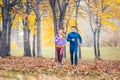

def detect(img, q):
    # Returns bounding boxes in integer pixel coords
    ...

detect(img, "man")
[67,26,82,65]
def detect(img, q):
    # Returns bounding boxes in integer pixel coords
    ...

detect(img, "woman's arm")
[55,35,60,42]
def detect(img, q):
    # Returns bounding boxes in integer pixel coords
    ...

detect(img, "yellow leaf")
[102,12,112,19]
[114,0,120,5]
[0,1,3,5]
[11,41,17,48]
[112,25,118,31]
[101,20,114,25]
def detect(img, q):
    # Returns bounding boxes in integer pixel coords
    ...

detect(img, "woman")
[55,29,65,66]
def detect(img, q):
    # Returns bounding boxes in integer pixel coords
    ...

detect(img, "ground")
[11,47,120,60]
[0,57,120,80]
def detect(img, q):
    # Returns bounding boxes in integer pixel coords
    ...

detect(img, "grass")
[10,47,120,60]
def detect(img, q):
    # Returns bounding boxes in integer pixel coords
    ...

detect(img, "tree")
[49,0,69,60]
[0,0,21,57]
[20,0,37,57]
[23,0,32,56]
[35,0,42,57]
[84,0,119,59]
[28,11,37,57]
[74,0,82,59]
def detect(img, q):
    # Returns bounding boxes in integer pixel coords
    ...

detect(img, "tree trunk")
[23,19,30,56]
[58,1,69,58]
[58,3,68,29]
[0,0,9,57]
[94,33,97,58]
[7,14,12,56]
[75,0,82,59]
[23,0,31,56]
[35,0,42,57]
[88,11,98,59]
[33,35,36,57]
[50,0,69,60]
[23,18,31,56]
[50,0,58,61]
[53,11,58,61]
[28,30,31,56]
[0,0,21,57]
[97,29,100,59]
[97,22,102,59]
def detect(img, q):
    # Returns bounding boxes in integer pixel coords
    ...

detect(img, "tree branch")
[10,0,21,7]
[89,11,95,33]
[57,0,61,12]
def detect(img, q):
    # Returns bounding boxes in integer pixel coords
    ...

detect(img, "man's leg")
[70,47,74,65]
[74,47,78,65]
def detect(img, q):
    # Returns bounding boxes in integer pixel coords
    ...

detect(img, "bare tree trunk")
[89,11,97,58]
[35,0,42,57]
[75,0,82,59]
[63,22,69,58]
[49,0,58,61]
[50,0,69,60]
[7,14,12,56]
[28,30,31,56]
[23,18,31,56]
[0,0,21,57]
[58,2,68,58]
[23,0,31,56]
[97,29,100,59]
[94,33,97,58]
[7,8,16,56]
[33,35,36,57]
[96,20,102,59]
[58,1,68,29]
[0,0,9,57]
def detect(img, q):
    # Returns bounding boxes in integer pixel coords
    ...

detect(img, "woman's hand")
[60,35,63,39]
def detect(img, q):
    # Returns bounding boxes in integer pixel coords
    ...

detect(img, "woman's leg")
[59,47,64,63]
[56,47,60,62]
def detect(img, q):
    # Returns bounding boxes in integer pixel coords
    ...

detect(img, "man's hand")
[79,44,82,47]
[72,38,75,41]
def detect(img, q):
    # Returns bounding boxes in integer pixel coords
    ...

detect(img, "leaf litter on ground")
[0,57,120,80]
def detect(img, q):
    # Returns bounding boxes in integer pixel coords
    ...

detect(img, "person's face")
[58,30,63,35]
[71,28,76,32]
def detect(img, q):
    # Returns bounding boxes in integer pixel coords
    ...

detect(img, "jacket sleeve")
[55,35,60,42]
[67,33,72,42]
[78,33,82,44]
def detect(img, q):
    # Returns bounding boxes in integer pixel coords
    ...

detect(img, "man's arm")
[67,33,72,42]
[78,33,82,44]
